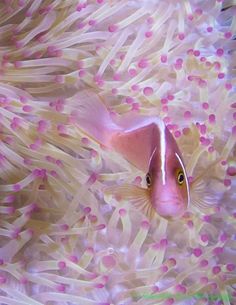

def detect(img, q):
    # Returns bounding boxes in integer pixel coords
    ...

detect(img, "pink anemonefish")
[73,91,190,220]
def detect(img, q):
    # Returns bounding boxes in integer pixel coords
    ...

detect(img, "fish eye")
[146,173,152,188]
[177,170,185,185]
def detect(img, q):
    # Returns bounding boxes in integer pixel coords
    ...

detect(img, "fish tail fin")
[69,90,120,146]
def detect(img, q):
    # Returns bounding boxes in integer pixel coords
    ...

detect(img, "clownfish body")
[74,91,190,219]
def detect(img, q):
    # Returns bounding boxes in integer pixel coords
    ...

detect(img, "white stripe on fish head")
[158,120,166,185]
[175,152,190,207]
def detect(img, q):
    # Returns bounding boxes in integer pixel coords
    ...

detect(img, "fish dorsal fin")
[110,115,165,172]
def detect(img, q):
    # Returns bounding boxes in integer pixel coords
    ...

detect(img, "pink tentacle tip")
[145,31,153,38]
[95,224,106,231]
[199,259,208,268]
[11,227,21,239]
[101,254,116,269]
[119,208,127,217]
[143,86,153,96]
[226,263,235,272]
[192,248,202,257]
[108,24,118,33]
[161,54,167,63]
[13,184,21,192]
[138,58,148,69]
[69,255,78,263]
[178,33,185,40]
[0,276,6,284]
[22,105,33,112]
[212,265,221,275]
[56,283,66,292]
[160,238,168,247]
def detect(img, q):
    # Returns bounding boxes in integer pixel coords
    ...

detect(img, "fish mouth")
[153,197,186,218]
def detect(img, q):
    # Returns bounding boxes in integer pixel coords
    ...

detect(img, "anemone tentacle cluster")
[0,1,235,304]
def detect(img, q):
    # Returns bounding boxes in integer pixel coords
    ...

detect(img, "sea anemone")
[0,0,235,304]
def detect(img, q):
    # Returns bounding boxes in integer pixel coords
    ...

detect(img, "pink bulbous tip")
[193,248,202,257]
[0,276,6,284]
[187,220,193,228]
[161,54,167,63]
[102,255,116,268]
[108,24,118,33]
[128,68,137,77]
[88,215,97,223]
[165,298,174,305]
[174,130,181,138]
[58,261,66,269]
[223,179,231,187]
[232,126,236,136]
[193,50,200,57]
[111,88,117,95]
[200,234,209,242]
[195,8,202,15]
[225,83,232,91]
[146,17,153,24]
[69,255,78,263]
[207,26,213,32]
[216,48,224,56]
[83,207,91,214]
[178,33,185,40]
[131,102,140,111]
[212,266,221,274]
[199,259,208,267]
[119,208,127,217]
[113,73,121,81]
[224,32,232,39]
[60,224,69,231]
[88,19,96,26]
[208,114,216,124]
[175,284,187,293]
[95,224,106,230]
[13,184,21,192]
[226,263,235,272]
[212,247,223,256]
[145,31,153,38]
[227,166,236,176]
[138,58,148,69]
[208,146,214,153]
[160,238,168,247]
[202,102,209,110]
[168,258,176,266]
[131,84,139,91]
[218,72,225,79]
[141,220,150,230]
[200,276,208,284]
[56,284,66,292]
[22,105,33,112]
[133,176,142,184]
[143,86,153,96]
[184,110,192,119]
[161,265,168,273]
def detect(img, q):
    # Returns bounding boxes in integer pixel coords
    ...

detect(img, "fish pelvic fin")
[104,184,156,219]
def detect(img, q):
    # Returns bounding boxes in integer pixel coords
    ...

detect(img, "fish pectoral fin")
[190,179,217,213]
[104,184,155,219]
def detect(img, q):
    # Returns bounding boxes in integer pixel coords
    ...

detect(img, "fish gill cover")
[0,0,235,304]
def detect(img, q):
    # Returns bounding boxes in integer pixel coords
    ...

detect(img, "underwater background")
[0,0,235,304]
